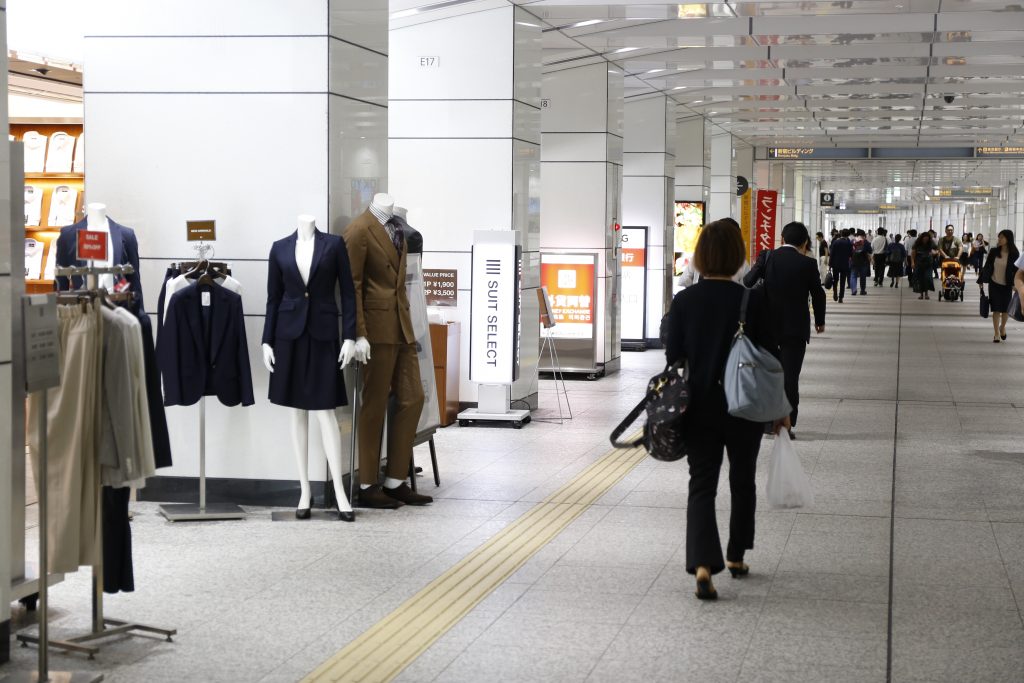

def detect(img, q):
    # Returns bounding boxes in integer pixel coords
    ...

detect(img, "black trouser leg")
[873,255,886,284]
[685,427,726,576]
[725,421,764,562]
[836,270,848,300]
[779,339,807,428]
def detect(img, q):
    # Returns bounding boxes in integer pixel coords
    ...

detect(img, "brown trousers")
[358,342,424,483]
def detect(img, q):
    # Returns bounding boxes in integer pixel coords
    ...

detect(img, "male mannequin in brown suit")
[343,193,431,508]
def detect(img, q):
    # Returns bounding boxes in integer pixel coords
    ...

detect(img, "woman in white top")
[971,233,987,273]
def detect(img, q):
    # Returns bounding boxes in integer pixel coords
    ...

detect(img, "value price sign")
[424,269,458,307]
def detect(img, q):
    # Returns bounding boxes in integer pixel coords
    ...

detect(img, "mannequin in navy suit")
[54,203,144,310]
[261,215,366,519]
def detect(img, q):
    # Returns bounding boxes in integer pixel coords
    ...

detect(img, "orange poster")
[540,258,595,339]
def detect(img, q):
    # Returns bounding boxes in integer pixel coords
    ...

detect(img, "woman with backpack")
[887,234,907,288]
[664,219,789,601]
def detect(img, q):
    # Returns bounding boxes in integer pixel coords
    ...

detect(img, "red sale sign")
[754,190,778,257]
[76,230,109,261]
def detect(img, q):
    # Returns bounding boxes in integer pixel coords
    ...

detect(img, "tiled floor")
[6,280,1024,682]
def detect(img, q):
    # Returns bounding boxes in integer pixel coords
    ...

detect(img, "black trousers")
[873,254,887,284]
[779,338,807,428]
[684,414,764,575]
[832,268,849,300]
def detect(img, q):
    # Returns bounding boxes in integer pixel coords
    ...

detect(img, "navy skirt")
[989,282,1012,314]
[268,333,348,410]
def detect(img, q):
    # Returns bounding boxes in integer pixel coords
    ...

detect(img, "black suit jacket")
[762,246,827,343]
[829,238,854,271]
[158,283,254,407]
[262,229,357,346]
[981,248,1020,285]
[54,219,144,311]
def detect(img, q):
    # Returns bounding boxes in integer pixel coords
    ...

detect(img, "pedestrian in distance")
[665,218,789,601]
[886,234,907,288]
[971,233,988,273]
[829,229,854,303]
[912,231,938,300]
[816,231,830,282]
[850,230,872,296]
[871,228,889,286]
[980,229,1019,343]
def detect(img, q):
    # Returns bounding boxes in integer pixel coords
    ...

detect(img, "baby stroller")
[940,259,964,301]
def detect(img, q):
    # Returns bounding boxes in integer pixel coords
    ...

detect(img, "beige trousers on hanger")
[27,301,103,574]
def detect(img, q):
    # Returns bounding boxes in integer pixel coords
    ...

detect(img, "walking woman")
[887,234,907,288]
[816,231,829,282]
[911,230,938,300]
[981,229,1019,343]
[972,233,988,273]
[664,219,788,601]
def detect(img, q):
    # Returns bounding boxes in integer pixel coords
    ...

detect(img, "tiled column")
[83,0,387,492]
[0,0,13,662]
[674,115,709,204]
[623,96,674,344]
[734,143,754,256]
[541,62,623,376]
[780,167,797,228]
[1012,182,1024,245]
[389,2,541,405]
[707,129,733,222]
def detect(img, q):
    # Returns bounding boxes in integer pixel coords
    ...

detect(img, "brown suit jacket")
[342,209,415,344]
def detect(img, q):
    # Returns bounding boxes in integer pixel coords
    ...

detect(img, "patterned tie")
[385,218,404,255]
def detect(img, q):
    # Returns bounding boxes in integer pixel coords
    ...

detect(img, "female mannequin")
[262,214,361,521]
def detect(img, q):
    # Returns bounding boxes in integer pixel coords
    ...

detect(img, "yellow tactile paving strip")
[304,440,646,683]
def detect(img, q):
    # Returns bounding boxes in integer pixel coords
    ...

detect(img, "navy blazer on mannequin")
[54,218,144,311]
[262,229,357,346]
[158,283,255,408]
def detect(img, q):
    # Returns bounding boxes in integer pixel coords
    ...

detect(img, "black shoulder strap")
[738,286,751,329]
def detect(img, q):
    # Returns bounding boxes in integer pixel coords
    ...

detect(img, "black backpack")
[610,363,690,462]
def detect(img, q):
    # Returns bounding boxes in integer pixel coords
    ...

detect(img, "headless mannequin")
[360,194,407,492]
[86,202,115,289]
[261,214,359,513]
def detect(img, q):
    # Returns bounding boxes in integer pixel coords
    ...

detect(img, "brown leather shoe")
[358,485,403,509]
[383,483,433,506]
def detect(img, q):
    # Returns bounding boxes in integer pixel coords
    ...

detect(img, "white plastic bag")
[765,430,814,509]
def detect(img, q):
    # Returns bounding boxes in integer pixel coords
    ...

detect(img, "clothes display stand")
[269,364,362,522]
[158,257,246,523]
[18,265,177,661]
[10,294,101,683]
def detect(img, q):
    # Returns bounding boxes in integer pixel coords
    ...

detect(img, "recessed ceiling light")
[646,69,665,74]
[673,86,687,90]
[571,19,604,28]
[612,47,639,54]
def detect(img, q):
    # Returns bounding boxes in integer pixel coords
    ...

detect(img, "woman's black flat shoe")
[296,497,312,520]
[727,562,750,578]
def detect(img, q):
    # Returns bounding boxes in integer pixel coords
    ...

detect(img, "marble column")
[541,62,623,376]
[84,0,388,495]
[674,116,709,205]
[1012,182,1024,245]
[707,129,733,223]
[623,95,674,344]
[389,1,541,403]
[734,144,754,257]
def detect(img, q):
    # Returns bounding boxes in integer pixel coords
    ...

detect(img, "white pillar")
[674,116,709,204]
[708,130,733,222]
[390,2,541,403]
[0,0,14,661]
[85,0,387,486]
[1013,182,1024,246]
[623,96,674,343]
[541,62,623,375]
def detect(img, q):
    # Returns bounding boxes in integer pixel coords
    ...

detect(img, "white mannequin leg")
[290,409,311,509]
[310,409,354,512]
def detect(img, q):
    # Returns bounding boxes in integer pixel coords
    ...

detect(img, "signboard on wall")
[540,254,596,340]
[740,189,752,261]
[673,201,704,276]
[469,231,520,384]
[820,192,835,207]
[423,269,458,307]
[619,227,647,343]
[754,190,778,257]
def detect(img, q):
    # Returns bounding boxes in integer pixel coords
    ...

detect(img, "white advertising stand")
[619,226,648,351]
[457,231,530,429]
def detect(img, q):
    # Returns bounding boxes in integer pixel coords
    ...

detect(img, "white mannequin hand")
[339,339,357,368]
[354,337,372,363]
[262,343,275,373]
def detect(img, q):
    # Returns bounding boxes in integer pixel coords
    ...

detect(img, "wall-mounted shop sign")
[767,147,868,160]
[423,269,458,307]
[820,192,835,207]
[469,231,520,384]
[186,220,216,241]
[754,190,778,256]
[976,147,1024,158]
[619,227,648,345]
[76,229,108,261]
[932,187,993,198]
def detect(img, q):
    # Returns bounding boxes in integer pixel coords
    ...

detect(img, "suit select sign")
[469,230,521,384]
[754,190,778,256]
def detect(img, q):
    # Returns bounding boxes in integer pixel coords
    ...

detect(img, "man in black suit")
[746,221,826,437]
[829,228,854,303]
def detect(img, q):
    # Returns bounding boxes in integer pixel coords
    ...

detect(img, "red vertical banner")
[754,190,778,257]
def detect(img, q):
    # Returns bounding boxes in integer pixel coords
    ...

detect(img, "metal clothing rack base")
[160,397,246,522]
[18,266,178,660]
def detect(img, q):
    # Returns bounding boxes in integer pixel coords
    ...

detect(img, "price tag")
[423,269,458,307]
[23,294,61,392]
[76,230,108,261]
[187,220,217,241]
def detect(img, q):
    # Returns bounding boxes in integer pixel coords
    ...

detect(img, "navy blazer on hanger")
[54,218,144,310]
[158,283,255,408]
[262,229,357,346]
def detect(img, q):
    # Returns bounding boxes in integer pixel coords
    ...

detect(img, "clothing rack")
[18,265,177,659]
[158,257,245,522]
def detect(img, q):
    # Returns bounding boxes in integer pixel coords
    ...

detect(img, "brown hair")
[693,218,745,277]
